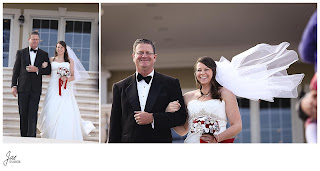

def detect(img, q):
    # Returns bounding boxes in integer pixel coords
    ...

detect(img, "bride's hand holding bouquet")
[200,134,218,143]
[57,67,71,95]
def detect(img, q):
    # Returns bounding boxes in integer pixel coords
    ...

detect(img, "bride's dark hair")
[54,41,70,63]
[195,56,222,101]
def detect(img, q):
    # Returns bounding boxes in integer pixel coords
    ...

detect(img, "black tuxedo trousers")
[18,91,41,137]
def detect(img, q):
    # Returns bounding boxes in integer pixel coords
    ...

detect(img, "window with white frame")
[32,19,59,57]
[3,18,11,67]
[260,98,292,143]
[65,20,92,71]
[3,9,21,68]
[31,19,92,70]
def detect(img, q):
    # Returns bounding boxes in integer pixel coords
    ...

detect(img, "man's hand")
[12,87,17,97]
[134,111,153,125]
[26,65,38,72]
[301,90,317,119]
[165,100,181,113]
[42,61,48,68]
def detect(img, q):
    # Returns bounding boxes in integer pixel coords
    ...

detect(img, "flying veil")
[67,46,90,94]
[215,42,304,102]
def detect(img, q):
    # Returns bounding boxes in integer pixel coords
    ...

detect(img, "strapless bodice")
[49,62,72,88]
[184,99,227,143]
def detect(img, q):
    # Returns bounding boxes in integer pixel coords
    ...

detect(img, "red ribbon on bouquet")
[57,67,70,96]
[58,78,68,96]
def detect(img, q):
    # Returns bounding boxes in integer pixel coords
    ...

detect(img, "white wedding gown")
[37,61,95,140]
[184,99,227,143]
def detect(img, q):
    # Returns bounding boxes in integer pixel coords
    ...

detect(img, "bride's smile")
[196,62,213,85]
[56,44,65,55]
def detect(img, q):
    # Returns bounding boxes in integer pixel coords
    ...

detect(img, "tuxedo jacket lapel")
[125,74,141,112]
[23,48,31,65]
[145,72,162,112]
[34,50,41,66]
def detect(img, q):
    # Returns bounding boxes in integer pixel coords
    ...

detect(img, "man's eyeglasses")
[135,51,154,56]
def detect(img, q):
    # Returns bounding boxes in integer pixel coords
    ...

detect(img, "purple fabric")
[299,11,317,71]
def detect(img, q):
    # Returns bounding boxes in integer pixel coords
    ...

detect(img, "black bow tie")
[30,48,37,53]
[137,73,152,84]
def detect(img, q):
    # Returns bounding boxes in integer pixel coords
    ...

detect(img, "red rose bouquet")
[191,116,220,143]
[57,67,71,96]
[191,116,235,143]
[191,116,220,135]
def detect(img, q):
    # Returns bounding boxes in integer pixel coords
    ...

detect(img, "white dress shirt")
[29,46,39,75]
[136,70,154,112]
[136,70,155,128]
[29,46,38,66]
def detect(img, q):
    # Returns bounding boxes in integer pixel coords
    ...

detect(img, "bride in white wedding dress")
[166,42,304,143]
[167,57,242,143]
[37,41,95,141]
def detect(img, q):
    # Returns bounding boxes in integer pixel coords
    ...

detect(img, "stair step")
[3,125,98,132]
[3,71,98,76]
[3,76,99,85]
[3,103,98,113]
[3,100,98,106]
[3,102,98,109]
[3,133,99,142]
[4,76,98,82]
[3,81,98,89]
[3,111,98,119]
[3,87,99,95]
[3,67,98,77]
[3,125,99,141]
[3,118,99,128]
[3,92,99,101]
[3,97,99,108]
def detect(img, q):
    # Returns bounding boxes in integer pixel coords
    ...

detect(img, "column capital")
[101,70,111,79]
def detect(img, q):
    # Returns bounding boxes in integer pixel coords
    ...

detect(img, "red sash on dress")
[58,78,68,96]
[200,138,235,143]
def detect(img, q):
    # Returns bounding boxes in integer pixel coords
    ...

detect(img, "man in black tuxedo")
[109,39,187,143]
[11,31,51,137]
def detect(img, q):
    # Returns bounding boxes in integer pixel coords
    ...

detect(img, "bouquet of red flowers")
[57,67,71,96]
[191,116,220,135]
[191,116,235,143]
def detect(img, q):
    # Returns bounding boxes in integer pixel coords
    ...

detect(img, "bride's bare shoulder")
[184,90,197,97]
[183,90,198,104]
[49,57,55,62]
[219,87,236,100]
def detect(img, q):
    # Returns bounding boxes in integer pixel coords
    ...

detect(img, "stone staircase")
[2,67,99,142]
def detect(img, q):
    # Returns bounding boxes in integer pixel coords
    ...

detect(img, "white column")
[101,70,111,104]
[250,100,261,143]
[89,17,99,71]
[21,12,31,48]
[291,98,305,143]
[58,7,66,41]
[58,17,65,41]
